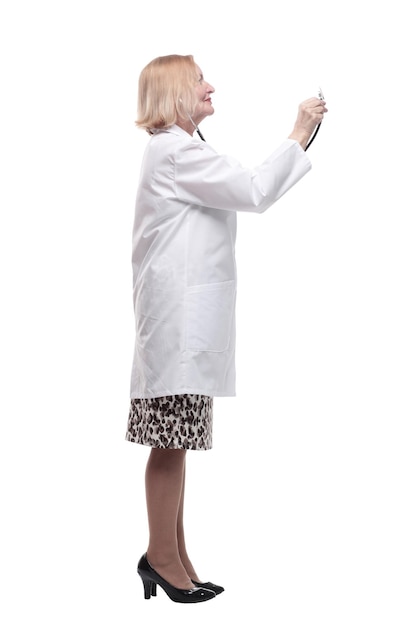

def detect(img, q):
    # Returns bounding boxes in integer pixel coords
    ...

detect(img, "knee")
[148,448,186,471]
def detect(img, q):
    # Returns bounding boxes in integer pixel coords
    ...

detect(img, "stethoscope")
[187,112,206,142]
[190,86,324,148]
[305,87,325,151]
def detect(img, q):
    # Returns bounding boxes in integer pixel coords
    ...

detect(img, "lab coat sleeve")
[173,138,312,213]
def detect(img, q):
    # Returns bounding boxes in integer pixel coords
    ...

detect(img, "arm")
[173,139,312,214]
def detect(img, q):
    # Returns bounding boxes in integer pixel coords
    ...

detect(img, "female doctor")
[126,54,328,603]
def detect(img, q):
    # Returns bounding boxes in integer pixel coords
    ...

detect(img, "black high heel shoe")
[191,580,224,595]
[137,554,216,603]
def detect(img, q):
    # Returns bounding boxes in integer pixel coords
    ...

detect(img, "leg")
[177,458,201,582]
[177,459,225,594]
[145,448,193,589]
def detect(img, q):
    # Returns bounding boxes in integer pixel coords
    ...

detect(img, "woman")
[126,54,328,603]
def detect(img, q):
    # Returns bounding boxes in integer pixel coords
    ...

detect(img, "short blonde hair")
[135,55,200,133]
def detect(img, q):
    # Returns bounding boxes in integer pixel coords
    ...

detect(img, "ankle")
[178,552,199,581]
[146,554,193,590]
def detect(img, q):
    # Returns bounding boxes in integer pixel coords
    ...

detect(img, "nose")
[205,81,215,94]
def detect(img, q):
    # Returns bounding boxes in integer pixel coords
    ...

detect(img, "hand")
[288,97,328,150]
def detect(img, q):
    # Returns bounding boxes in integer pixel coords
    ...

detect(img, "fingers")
[300,97,328,125]
[303,96,327,107]
[302,97,327,113]
[289,96,329,148]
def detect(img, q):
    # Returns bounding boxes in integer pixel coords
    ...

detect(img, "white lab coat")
[130,124,311,399]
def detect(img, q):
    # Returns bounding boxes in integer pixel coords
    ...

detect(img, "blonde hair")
[135,55,200,133]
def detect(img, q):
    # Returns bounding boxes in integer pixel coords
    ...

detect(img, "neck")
[176,119,195,137]
[176,117,205,141]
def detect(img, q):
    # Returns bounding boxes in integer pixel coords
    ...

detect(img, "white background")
[1,1,416,624]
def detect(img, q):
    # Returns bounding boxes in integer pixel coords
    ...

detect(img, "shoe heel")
[140,575,157,599]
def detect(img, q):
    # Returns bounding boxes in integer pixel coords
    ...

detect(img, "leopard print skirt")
[125,394,213,450]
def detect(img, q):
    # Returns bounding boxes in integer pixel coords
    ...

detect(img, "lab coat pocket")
[185,280,236,352]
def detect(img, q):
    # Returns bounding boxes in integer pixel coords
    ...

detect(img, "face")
[193,65,215,125]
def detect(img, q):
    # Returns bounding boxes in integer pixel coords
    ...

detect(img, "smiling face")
[192,65,215,125]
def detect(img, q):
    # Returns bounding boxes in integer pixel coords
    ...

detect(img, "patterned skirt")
[125,394,213,450]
